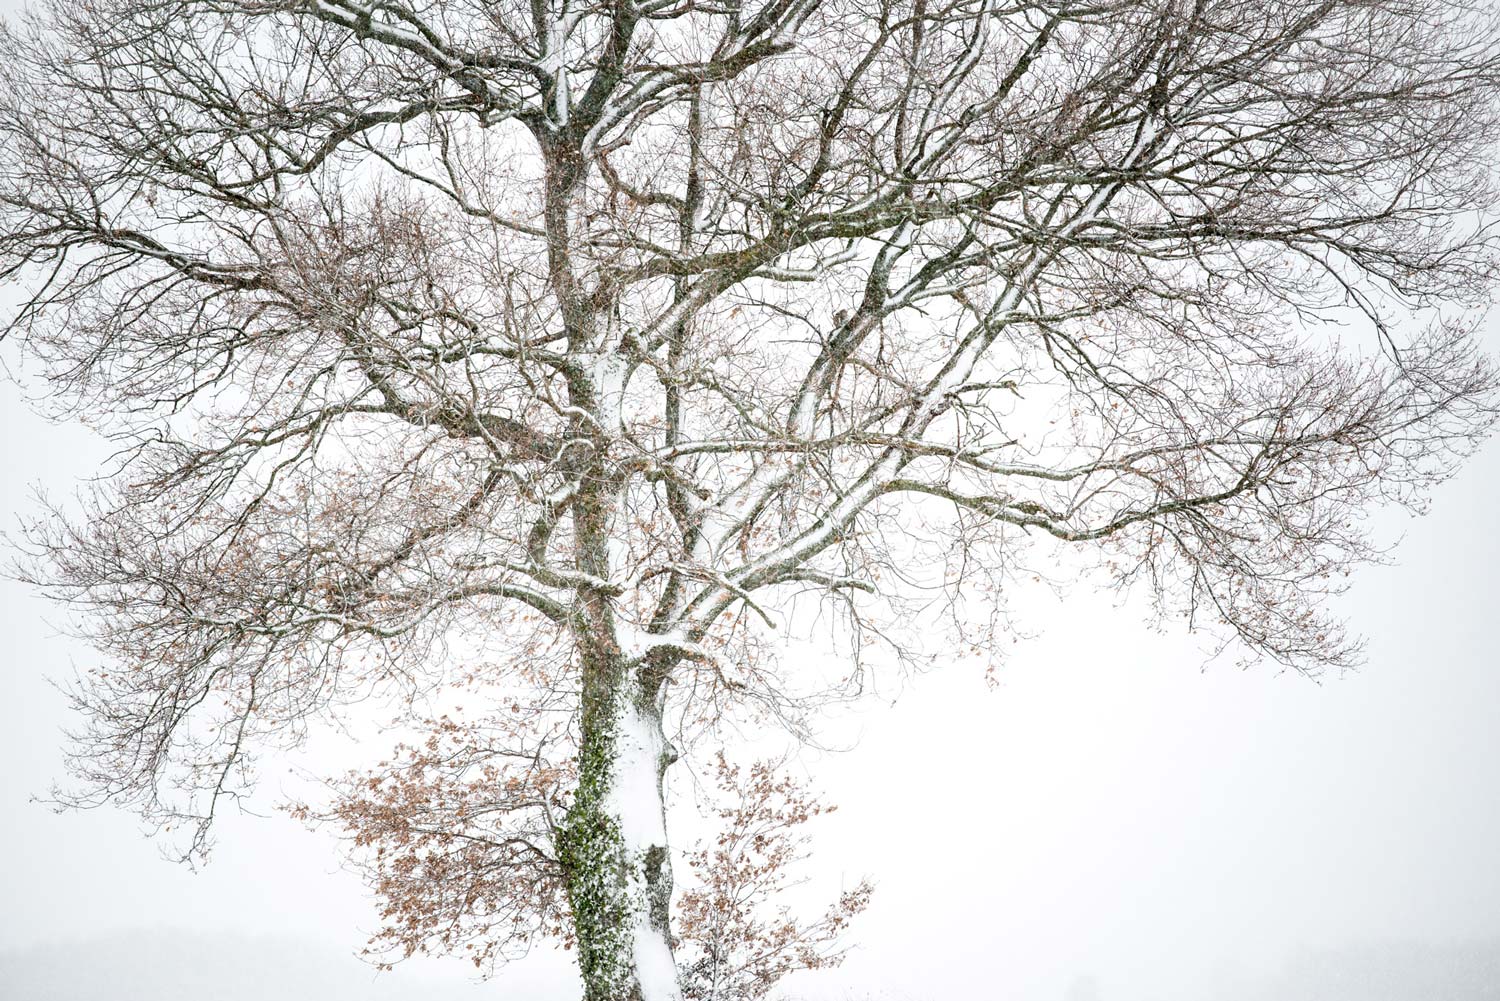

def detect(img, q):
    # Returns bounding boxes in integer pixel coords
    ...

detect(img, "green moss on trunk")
[560,674,636,1001]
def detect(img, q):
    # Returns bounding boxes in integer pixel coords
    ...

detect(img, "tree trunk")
[561,647,681,1001]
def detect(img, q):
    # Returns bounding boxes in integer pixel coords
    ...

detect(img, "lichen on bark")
[559,676,636,1001]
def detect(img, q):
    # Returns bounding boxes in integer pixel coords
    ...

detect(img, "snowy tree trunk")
[561,643,681,1001]
[545,103,681,996]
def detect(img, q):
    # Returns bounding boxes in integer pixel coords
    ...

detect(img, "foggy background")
[3,1,1500,998]
[5,347,1500,1001]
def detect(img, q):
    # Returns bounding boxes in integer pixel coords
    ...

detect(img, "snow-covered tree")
[3,1,1500,999]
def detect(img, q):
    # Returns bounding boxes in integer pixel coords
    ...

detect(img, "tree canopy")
[3,1,1499,999]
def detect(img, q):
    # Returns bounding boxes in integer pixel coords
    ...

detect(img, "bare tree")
[3,1,1499,999]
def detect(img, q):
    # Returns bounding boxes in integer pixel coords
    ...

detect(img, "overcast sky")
[5,348,1500,1001]
[3,3,1500,999]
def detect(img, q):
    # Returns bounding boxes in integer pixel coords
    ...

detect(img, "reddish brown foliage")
[675,755,873,1001]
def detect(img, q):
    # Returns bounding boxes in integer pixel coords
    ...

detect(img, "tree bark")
[561,644,681,1001]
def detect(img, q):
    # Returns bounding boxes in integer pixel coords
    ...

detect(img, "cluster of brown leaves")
[296,712,575,972]
[675,754,873,1001]
[300,724,869,996]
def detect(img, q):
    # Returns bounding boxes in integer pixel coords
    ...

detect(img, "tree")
[2,0,1499,998]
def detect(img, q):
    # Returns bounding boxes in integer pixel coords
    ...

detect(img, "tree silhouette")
[3,1,1499,998]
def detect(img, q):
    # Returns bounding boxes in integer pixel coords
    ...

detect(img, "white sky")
[5,352,1500,1001]
[2,3,1499,998]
